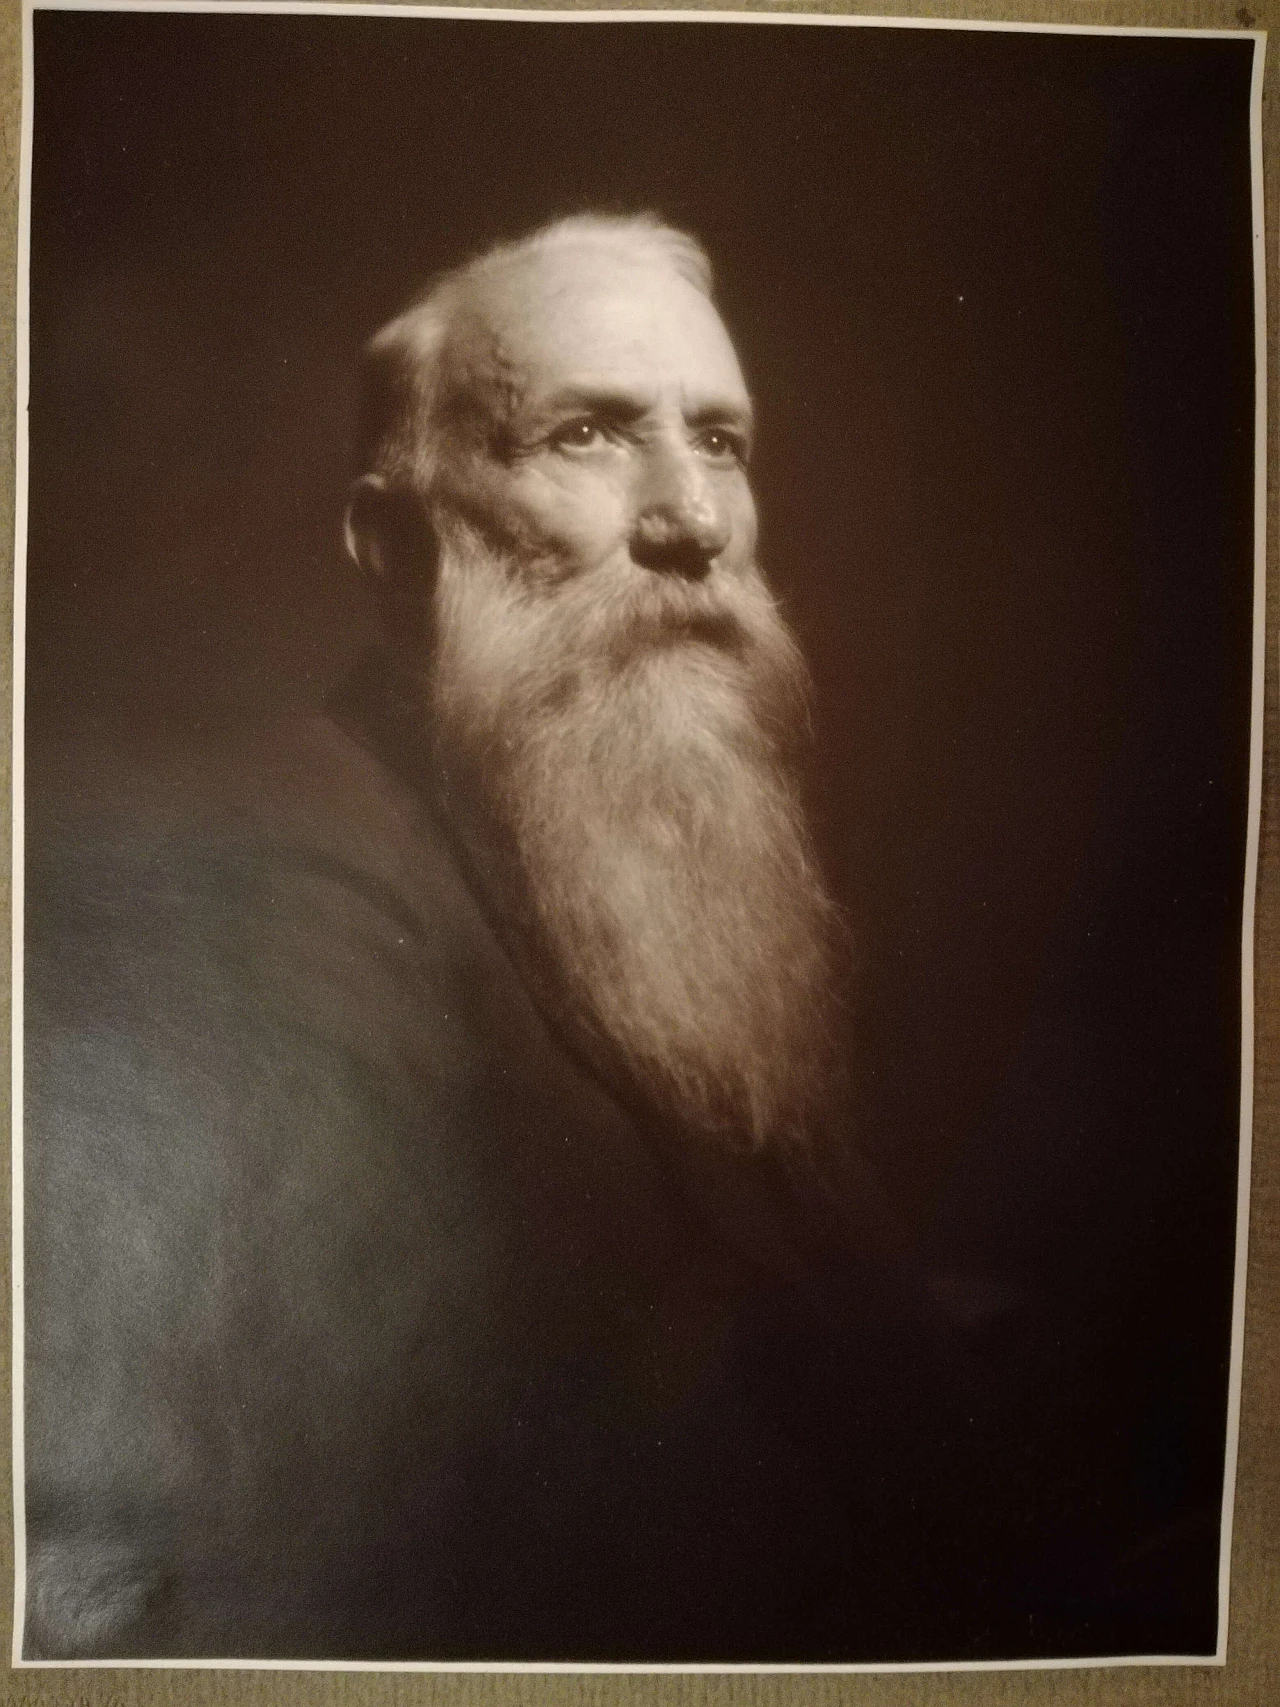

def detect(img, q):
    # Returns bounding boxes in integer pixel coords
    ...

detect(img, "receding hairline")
[385,213,713,352]
[356,214,718,486]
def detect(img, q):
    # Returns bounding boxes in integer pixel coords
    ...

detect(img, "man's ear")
[344,473,434,582]
[344,473,439,655]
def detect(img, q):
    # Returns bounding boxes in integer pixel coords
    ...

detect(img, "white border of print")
[9,1,1268,1674]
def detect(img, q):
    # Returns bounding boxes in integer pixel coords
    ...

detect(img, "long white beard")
[428,513,845,1159]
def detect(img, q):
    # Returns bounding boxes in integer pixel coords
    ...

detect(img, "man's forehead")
[457,243,750,414]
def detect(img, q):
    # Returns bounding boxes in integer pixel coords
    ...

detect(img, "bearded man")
[348,214,843,1177]
[22,216,984,1663]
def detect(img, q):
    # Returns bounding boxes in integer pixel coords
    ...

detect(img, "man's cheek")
[726,489,759,567]
[508,472,631,575]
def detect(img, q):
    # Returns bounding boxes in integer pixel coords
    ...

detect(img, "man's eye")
[550,419,606,451]
[698,428,747,464]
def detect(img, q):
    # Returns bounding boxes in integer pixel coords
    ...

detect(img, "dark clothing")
[20,687,1098,1662]
[23,697,955,1662]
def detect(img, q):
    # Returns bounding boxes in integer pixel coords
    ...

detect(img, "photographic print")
[11,3,1266,1671]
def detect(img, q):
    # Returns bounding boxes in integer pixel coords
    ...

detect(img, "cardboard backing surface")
[0,2,1272,1701]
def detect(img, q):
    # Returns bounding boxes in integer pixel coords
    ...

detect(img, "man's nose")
[630,441,732,577]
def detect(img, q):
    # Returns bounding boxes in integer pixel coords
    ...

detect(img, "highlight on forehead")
[356,214,716,485]
[466,213,713,300]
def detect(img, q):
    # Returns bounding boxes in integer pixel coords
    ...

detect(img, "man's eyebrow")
[537,386,650,421]
[685,399,755,436]
[533,387,754,433]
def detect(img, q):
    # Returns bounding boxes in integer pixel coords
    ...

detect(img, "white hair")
[428,513,845,1162]
[355,214,714,492]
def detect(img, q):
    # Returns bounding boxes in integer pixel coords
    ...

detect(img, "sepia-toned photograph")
[12,4,1265,1670]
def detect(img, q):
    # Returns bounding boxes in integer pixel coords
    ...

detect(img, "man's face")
[422,239,838,1152]
[438,246,759,590]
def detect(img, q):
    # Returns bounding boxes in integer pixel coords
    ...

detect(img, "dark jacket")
[23,688,995,1663]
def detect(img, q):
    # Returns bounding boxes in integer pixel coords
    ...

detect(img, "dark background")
[27,11,1258,1653]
